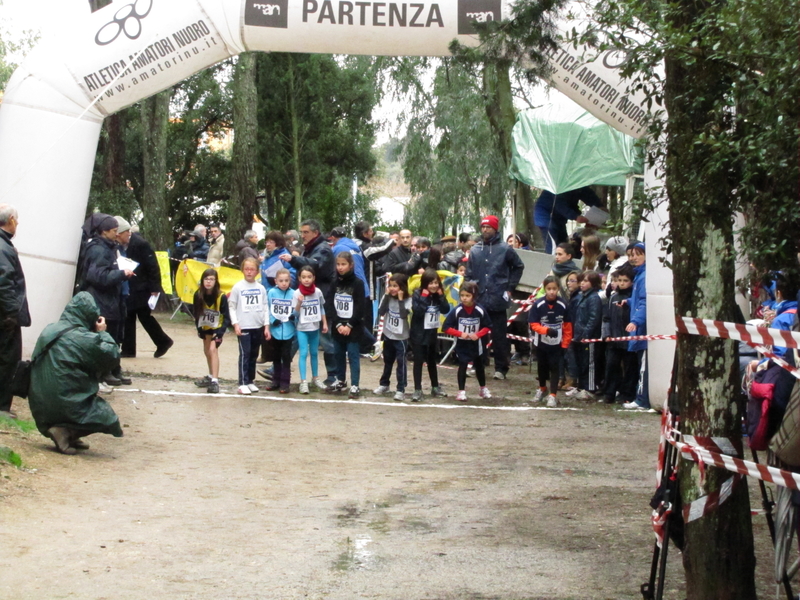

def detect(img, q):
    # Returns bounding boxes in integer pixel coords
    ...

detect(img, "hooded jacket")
[465,234,525,312]
[628,263,647,352]
[28,292,123,437]
[572,288,603,342]
[80,235,128,321]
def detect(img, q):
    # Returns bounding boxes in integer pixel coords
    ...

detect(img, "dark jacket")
[410,287,451,346]
[288,234,335,298]
[603,286,632,349]
[190,237,209,261]
[327,269,366,342]
[125,232,163,311]
[80,236,128,321]
[0,228,30,327]
[465,234,525,312]
[572,288,603,342]
[29,292,122,437]
[234,239,259,267]
[359,236,394,297]
[438,249,465,272]
[381,245,416,276]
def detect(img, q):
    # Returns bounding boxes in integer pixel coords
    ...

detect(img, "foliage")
[255,53,378,233]
[586,0,799,273]
[382,57,514,238]
[0,415,36,433]
[0,20,38,92]
[0,446,21,468]
[89,62,233,238]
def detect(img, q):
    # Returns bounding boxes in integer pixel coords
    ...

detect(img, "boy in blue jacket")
[622,242,649,410]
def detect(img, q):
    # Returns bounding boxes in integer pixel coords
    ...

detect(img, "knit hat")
[480,215,499,231]
[604,235,628,257]
[97,215,119,232]
[114,216,131,234]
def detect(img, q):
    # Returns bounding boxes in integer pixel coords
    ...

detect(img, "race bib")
[424,306,440,330]
[241,289,263,313]
[539,323,562,346]
[270,298,292,322]
[334,293,353,319]
[199,309,220,329]
[459,317,479,335]
[300,298,322,324]
[385,310,404,335]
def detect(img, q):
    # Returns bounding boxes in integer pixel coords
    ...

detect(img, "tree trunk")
[227,52,258,254]
[665,1,757,596]
[140,90,172,251]
[287,55,303,228]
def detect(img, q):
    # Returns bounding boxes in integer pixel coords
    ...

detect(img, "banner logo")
[245,0,289,28]
[95,0,154,46]
[458,0,500,35]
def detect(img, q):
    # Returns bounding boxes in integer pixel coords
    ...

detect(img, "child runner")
[409,268,451,401]
[561,270,582,390]
[442,281,492,402]
[294,265,328,394]
[569,270,603,401]
[229,257,268,395]
[327,251,366,399]
[603,263,637,404]
[529,275,573,407]
[264,268,296,393]
[374,273,411,401]
[193,268,230,394]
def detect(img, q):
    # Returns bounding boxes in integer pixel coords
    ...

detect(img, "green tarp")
[510,103,643,194]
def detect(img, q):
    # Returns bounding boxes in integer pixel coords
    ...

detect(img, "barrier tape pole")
[487,286,541,349]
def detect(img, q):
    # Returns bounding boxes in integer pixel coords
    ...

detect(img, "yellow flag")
[174,259,247,303]
[154,251,173,295]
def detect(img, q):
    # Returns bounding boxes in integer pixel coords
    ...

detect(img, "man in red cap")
[465,215,525,380]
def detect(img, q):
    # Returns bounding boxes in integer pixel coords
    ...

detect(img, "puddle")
[333,534,378,571]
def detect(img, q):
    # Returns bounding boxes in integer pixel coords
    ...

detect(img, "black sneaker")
[207,381,220,394]
[326,379,347,393]
[257,368,274,381]
[195,375,212,387]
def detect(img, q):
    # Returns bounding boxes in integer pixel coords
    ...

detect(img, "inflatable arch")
[0,0,672,398]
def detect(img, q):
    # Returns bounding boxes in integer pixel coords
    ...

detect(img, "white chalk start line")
[113,387,580,412]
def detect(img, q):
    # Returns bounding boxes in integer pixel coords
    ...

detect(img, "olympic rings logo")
[95,0,153,46]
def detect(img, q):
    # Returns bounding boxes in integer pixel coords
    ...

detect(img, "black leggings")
[458,356,485,389]
[412,342,439,391]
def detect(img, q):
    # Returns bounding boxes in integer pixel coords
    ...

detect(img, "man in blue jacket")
[466,215,525,379]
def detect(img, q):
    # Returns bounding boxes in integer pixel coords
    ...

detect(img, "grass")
[0,446,22,468]
[0,415,36,434]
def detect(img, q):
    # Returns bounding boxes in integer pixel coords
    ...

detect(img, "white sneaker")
[456,390,467,402]
[98,382,114,395]
[622,400,648,411]
[576,389,595,401]
[299,381,309,394]
[466,368,476,377]
[247,383,259,393]
[546,394,558,408]
[565,388,581,397]
[532,389,544,403]
[373,385,390,395]
[479,386,492,399]
[493,371,506,380]
[393,391,405,402]
[238,385,252,395]
[313,377,326,390]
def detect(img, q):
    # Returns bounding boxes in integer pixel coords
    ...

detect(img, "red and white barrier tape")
[580,334,677,343]
[676,316,800,350]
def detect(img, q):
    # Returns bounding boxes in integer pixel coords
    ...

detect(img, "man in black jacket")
[466,215,525,380]
[280,219,338,385]
[116,217,173,358]
[381,229,418,276]
[79,214,135,385]
[0,204,30,418]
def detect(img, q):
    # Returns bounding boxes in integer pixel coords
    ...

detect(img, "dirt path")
[0,316,781,599]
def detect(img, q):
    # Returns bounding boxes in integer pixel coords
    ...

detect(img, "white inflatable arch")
[0,0,671,393]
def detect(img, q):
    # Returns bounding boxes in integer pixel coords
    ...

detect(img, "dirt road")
[0,316,776,599]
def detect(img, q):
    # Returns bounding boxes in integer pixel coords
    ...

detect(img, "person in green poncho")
[28,292,123,455]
